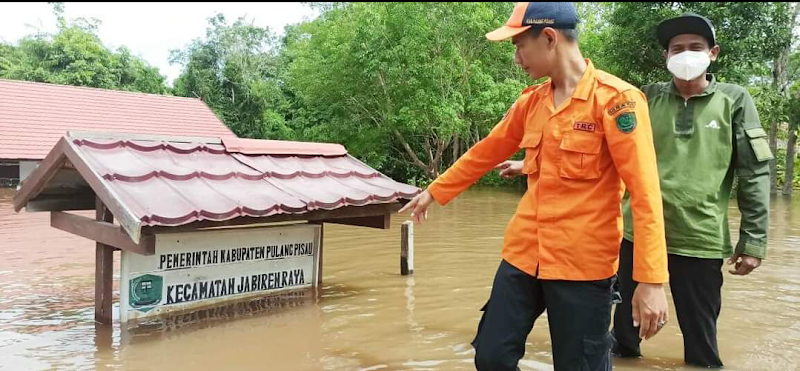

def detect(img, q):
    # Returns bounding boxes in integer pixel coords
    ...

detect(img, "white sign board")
[120,224,320,322]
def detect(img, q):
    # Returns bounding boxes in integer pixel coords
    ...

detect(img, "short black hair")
[528,28,579,43]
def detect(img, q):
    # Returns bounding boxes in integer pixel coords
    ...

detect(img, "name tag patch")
[608,101,636,116]
[573,121,597,132]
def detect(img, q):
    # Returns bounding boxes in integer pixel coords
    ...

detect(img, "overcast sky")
[0,2,319,85]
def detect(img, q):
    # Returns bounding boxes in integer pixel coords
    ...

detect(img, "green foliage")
[170,14,288,139]
[0,8,167,94]
[283,2,529,181]
[598,2,796,87]
[3,2,800,191]
[774,148,800,189]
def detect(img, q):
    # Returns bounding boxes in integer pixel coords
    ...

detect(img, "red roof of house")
[14,133,420,243]
[0,79,236,161]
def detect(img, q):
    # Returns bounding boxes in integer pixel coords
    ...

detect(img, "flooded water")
[1,187,799,371]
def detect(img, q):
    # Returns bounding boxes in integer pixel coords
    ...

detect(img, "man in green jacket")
[495,13,773,368]
[611,13,773,368]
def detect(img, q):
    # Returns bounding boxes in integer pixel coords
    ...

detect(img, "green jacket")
[622,75,773,259]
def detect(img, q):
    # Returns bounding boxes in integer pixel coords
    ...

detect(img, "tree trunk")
[771,2,800,194]
[770,121,779,194]
[771,49,786,194]
[451,133,460,166]
[782,128,797,195]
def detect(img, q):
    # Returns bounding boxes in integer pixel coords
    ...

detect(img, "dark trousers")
[612,239,724,368]
[472,260,615,371]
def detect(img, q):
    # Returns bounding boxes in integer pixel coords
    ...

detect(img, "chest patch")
[573,121,597,132]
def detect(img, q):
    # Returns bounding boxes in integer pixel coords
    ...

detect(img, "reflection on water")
[0,187,799,370]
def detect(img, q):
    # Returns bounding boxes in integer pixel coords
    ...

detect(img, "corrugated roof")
[0,79,236,160]
[222,137,348,156]
[14,134,420,242]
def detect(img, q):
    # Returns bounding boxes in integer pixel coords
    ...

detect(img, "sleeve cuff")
[735,238,767,259]
[426,182,451,206]
[632,270,669,284]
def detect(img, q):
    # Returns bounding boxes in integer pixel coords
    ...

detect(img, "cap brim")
[486,25,531,41]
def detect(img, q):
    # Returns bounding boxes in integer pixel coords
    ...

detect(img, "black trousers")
[472,260,615,371]
[612,239,724,368]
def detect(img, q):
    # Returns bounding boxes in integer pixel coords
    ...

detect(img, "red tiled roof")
[15,134,420,242]
[0,79,236,160]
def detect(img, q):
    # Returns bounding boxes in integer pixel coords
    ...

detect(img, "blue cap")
[487,2,579,41]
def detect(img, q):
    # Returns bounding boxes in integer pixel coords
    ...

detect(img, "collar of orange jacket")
[538,59,596,102]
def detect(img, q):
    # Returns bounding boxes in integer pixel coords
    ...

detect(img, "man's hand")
[398,190,435,225]
[495,160,524,179]
[631,283,669,340]
[727,253,761,276]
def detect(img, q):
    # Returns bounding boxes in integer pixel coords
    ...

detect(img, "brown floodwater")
[0,187,798,371]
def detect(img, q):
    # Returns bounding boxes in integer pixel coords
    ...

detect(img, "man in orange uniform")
[400,3,670,370]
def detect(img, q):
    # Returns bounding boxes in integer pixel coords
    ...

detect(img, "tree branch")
[348,95,428,171]
[393,128,428,170]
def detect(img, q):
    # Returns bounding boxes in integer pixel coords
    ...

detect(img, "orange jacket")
[428,60,668,283]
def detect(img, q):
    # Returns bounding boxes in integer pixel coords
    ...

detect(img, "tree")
[598,2,796,87]
[783,50,800,194]
[575,2,614,70]
[777,3,800,195]
[0,3,167,94]
[284,2,528,180]
[170,14,290,139]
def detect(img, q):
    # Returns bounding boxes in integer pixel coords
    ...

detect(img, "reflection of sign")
[129,274,163,311]
[123,290,311,337]
[120,224,320,322]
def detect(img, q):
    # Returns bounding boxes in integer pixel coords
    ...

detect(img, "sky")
[0,2,319,86]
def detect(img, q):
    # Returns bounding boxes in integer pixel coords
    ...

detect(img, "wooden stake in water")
[95,197,114,324]
[401,221,414,275]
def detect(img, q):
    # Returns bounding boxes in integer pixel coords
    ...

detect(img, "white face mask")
[667,51,711,81]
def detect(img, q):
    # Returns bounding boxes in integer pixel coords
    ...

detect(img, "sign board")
[120,224,320,322]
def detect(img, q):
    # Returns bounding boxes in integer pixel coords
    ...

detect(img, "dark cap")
[656,13,716,49]
[487,2,579,41]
